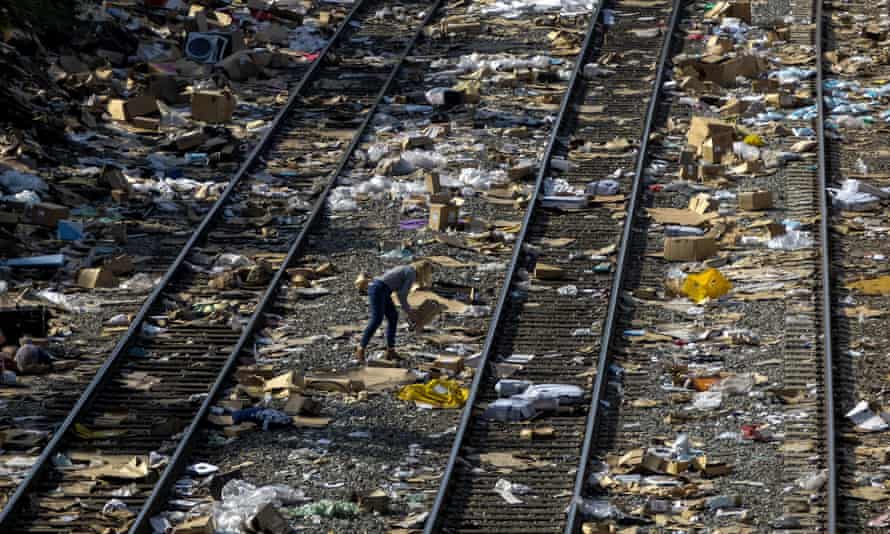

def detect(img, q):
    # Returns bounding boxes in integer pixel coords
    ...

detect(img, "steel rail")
[128,1,446,531]
[423,1,607,531]
[0,0,371,527]
[563,0,681,530]
[814,0,837,529]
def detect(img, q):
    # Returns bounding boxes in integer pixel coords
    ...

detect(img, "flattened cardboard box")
[664,236,717,261]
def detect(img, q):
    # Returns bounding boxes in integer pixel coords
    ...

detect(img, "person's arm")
[396,268,417,313]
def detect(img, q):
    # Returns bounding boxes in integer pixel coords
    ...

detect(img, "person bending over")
[356,260,432,362]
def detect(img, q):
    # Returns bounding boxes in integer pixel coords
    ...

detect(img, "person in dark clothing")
[356,261,432,362]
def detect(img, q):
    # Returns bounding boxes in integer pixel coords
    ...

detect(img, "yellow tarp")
[681,268,732,303]
[397,379,468,409]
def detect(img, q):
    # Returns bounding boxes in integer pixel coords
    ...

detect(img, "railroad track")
[0,0,442,531]
[154,1,605,531]
[424,0,680,532]
[36,3,350,437]
[570,0,833,532]
[821,0,890,530]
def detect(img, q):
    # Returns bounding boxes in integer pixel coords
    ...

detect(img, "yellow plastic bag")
[681,268,732,303]
[743,133,765,146]
[397,378,469,409]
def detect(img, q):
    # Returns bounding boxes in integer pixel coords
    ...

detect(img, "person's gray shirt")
[376,265,416,312]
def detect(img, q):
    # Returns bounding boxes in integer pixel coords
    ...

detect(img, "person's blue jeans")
[360,280,398,348]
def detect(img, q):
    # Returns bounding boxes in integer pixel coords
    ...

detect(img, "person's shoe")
[385,348,400,361]
[355,346,366,362]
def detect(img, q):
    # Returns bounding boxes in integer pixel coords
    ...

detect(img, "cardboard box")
[767,223,786,237]
[534,263,565,280]
[401,135,433,150]
[687,116,734,149]
[149,74,188,105]
[105,255,135,275]
[175,131,208,151]
[719,97,748,116]
[107,94,158,121]
[696,54,760,86]
[679,149,697,180]
[428,192,451,205]
[173,516,213,534]
[679,75,708,94]
[730,0,751,21]
[27,202,70,228]
[698,163,723,179]
[706,35,734,55]
[360,489,390,513]
[191,90,236,123]
[413,299,442,332]
[283,394,320,416]
[737,160,763,174]
[689,193,718,214]
[508,161,535,180]
[752,78,780,92]
[704,0,750,21]
[433,355,464,373]
[425,172,441,194]
[738,190,772,210]
[641,453,689,475]
[766,92,795,108]
[130,116,160,130]
[428,203,457,231]
[700,134,732,164]
[220,50,262,81]
[77,267,117,289]
[664,236,718,261]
